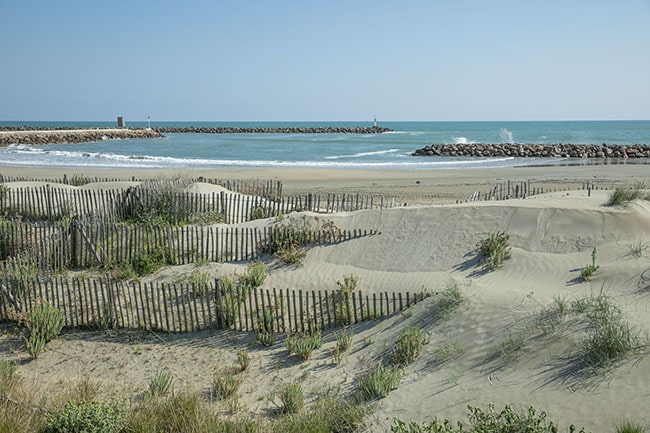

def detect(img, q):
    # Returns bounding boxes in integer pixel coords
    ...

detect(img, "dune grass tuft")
[477,231,511,271]
[607,182,650,207]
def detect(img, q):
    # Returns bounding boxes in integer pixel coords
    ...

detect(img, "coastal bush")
[355,364,401,402]
[286,331,322,360]
[249,206,268,221]
[334,273,358,325]
[211,366,242,400]
[44,400,123,433]
[188,269,211,297]
[258,216,341,266]
[189,210,225,225]
[616,420,646,433]
[607,183,650,207]
[572,293,644,369]
[272,395,366,433]
[237,349,251,372]
[627,239,649,258]
[277,381,304,414]
[125,393,226,433]
[148,369,174,397]
[332,328,354,365]
[337,328,354,352]
[256,306,276,346]
[580,247,600,282]
[393,326,429,367]
[0,359,20,396]
[132,247,174,277]
[431,282,464,318]
[391,402,588,433]
[20,301,65,359]
[243,261,268,287]
[476,231,511,271]
[68,174,92,186]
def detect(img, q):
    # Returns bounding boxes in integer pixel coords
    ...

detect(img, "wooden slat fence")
[0,175,283,199]
[459,180,604,203]
[0,277,426,333]
[0,185,396,224]
[0,223,379,273]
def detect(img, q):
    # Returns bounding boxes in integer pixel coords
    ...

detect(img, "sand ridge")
[1,165,650,432]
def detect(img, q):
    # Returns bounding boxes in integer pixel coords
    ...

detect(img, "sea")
[0,120,649,170]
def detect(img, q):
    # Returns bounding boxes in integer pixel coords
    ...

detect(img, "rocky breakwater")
[153,126,392,134]
[0,128,162,146]
[412,143,650,159]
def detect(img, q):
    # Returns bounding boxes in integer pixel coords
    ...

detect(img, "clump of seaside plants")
[477,230,511,271]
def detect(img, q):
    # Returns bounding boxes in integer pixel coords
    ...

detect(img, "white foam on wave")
[453,136,475,144]
[325,149,400,160]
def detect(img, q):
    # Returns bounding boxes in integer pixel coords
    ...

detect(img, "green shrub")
[391,402,588,433]
[132,248,173,277]
[258,217,339,266]
[278,381,304,414]
[68,174,92,186]
[249,206,268,221]
[188,270,211,297]
[44,400,122,433]
[607,183,650,207]
[124,393,225,433]
[431,282,464,318]
[570,293,644,370]
[272,395,365,433]
[616,420,646,433]
[477,231,511,271]
[20,302,65,359]
[212,366,242,400]
[333,274,359,326]
[244,261,268,287]
[148,370,174,397]
[237,349,251,372]
[336,274,358,294]
[190,210,225,225]
[286,332,322,360]
[355,364,400,402]
[337,328,354,352]
[256,306,276,346]
[393,326,429,367]
[0,359,20,396]
[580,247,600,282]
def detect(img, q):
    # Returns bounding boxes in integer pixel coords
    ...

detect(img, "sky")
[1,1,649,122]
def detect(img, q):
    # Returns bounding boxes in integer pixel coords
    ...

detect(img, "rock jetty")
[0,129,162,146]
[412,143,650,159]
[153,126,391,134]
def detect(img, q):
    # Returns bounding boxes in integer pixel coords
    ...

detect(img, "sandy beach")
[2,162,650,431]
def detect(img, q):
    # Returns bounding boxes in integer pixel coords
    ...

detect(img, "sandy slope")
[2,177,650,432]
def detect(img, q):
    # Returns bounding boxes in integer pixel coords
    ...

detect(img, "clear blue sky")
[1,1,649,121]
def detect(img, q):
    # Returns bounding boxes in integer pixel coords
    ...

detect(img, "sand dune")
[2,168,650,432]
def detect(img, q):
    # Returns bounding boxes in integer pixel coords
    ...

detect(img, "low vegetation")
[355,364,401,402]
[580,247,600,282]
[17,301,65,359]
[393,326,429,367]
[476,231,511,271]
[211,366,243,400]
[44,400,123,433]
[148,369,174,397]
[607,182,650,207]
[286,331,323,360]
[391,402,589,433]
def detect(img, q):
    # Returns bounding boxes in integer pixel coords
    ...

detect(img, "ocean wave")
[325,149,400,159]
[0,148,524,170]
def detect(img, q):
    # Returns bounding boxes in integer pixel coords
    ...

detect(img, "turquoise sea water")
[0,121,648,170]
